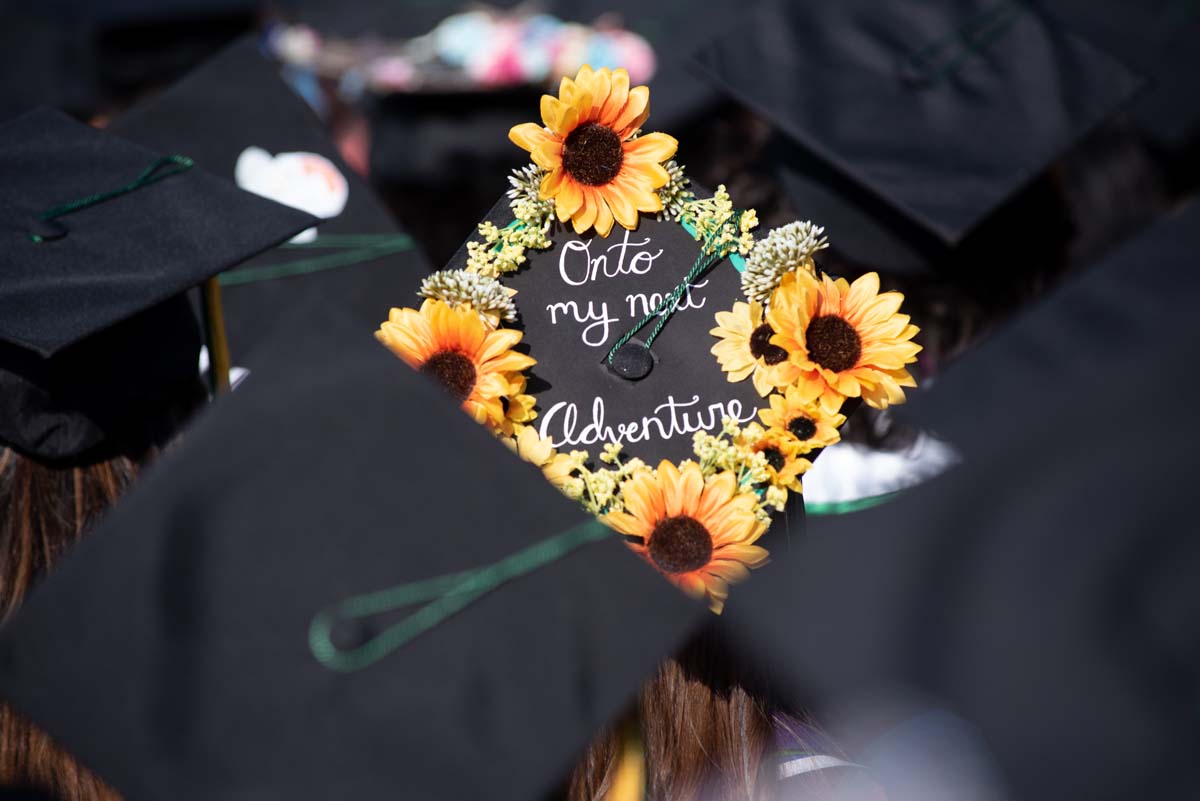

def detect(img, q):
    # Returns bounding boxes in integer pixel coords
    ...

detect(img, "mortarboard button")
[27,218,68,243]
[609,339,655,380]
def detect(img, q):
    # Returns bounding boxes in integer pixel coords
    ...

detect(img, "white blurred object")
[234,147,348,243]
[803,432,958,505]
[199,346,250,391]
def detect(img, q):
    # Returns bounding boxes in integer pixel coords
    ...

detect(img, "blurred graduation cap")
[0,302,704,800]
[111,35,428,366]
[0,5,100,121]
[722,201,1200,800]
[0,107,314,462]
[691,0,1144,275]
[1043,0,1200,150]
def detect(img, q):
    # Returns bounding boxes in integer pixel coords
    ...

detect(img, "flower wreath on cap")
[376,66,921,612]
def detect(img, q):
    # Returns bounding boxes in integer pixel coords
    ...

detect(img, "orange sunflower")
[376,299,536,432]
[710,300,803,397]
[509,65,678,237]
[738,423,811,491]
[767,271,921,413]
[758,384,846,455]
[603,460,768,612]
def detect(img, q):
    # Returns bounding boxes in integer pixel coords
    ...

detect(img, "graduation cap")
[0,301,704,801]
[690,0,1144,275]
[722,202,1200,800]
[1043,0,1200,150]
[110,35,428,367]
[0,107,315,462]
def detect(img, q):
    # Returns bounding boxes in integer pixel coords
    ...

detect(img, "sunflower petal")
[623,132,678,164]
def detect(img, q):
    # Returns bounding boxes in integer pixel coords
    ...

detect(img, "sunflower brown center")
[760,446,786,472]
[420,350,477,403]
[806,315,861,372]
[561,122,624,186]
[749,323,789,365]
[648,515,713,574]
[788,416,817,441]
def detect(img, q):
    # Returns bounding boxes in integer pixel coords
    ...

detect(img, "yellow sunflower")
[508,426,578,489]
[603,460,768,613]
[758,385,845,455]
[710,300,803,397]
[738,423,811,491]
[767,271,921,413]
[376,299,536,430]
[509,65,678,237]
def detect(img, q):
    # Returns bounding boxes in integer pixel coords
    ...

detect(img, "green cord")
[606,212,742,366]
[805,489,906,516]
[903,1,1025,87]
[309,518,612,672]
[219,234,415,286]
[29,154,194,243]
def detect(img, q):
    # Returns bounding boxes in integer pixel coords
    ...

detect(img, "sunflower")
[508,426,579,489]
[603,460,768,612]
[509,65,678,237]
[738,423,811,491]
[758,385,845,455]
[767,271,921,413]
[710,300,803,397]
[376,299,536,430]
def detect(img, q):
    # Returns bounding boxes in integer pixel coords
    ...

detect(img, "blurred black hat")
[723,200,1200,801]
[691,0,1144,276]
[0,303,703,800]
[1043,0,1200,151]
[110,35,429,367]
[0,107,314,462]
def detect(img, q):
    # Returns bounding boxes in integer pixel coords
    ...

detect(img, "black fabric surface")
[692,0,1143,245]
[1043,0,1200,148]
[111,35,429,368]
[0,107,314,460]
[0,304,704,801]
[724,201,1200,801]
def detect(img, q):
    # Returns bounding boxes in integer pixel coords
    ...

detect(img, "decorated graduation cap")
[373,65,922,612]
[110,34,426,365]
[723,203,1200,801]
[0,107,315,462]
[0,302,704,801]
[691,0,1143,275]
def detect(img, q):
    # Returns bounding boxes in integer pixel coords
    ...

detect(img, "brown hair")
[0,447,144,801]
[567,627,835,801]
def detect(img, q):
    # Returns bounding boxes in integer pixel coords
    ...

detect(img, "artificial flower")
[757,384,845,454]
[603,460,768,613]
[737,423,811,491]
[710,300,802,397]
[376,299,536,429]
[508,64,677,236]
[767,271,921,412]
[508,426,579,488]
[418,269,518,326]
[741,220,827,305]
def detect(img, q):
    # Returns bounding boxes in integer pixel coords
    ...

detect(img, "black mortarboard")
[0,107,315,462]
[0,303,703,801]
[111,35,429,367]
[691,0,1144,273]
[1043,0,1200,149]
[722,202,1200,800]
